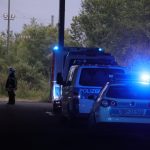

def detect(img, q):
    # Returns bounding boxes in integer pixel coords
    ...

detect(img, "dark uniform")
[5,67,17,105]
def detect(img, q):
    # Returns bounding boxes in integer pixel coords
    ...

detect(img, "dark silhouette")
[5,67,17,105]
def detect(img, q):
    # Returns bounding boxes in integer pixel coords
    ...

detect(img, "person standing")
[5,67,17,105]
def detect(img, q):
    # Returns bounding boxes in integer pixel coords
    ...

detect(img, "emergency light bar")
[64,47,105,53]
[111,73,150,84]
[53,46,106,55]
[140,73,150,83]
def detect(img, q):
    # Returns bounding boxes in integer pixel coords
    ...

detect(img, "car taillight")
[101,99,109,107]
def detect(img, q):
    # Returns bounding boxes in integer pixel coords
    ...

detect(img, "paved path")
[0,100,149,150]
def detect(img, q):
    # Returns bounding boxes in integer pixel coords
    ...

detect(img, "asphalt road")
[0,100,150,150]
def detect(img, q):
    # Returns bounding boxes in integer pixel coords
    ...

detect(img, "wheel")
[66,103,73,118]
[88,112,96,129]
[53,101,62,114]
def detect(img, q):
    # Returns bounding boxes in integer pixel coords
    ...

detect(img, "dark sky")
[0,0,82,33]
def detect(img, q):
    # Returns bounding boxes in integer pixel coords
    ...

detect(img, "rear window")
[79,68,124,86]
[106,84,150,99]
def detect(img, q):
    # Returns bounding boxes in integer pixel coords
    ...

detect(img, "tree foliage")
[70,0,150,66]
[0,18,74,99]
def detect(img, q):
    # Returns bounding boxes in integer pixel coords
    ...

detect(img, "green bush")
[0,71,50,101]
[0,72,7,96]
[15,79,50,100]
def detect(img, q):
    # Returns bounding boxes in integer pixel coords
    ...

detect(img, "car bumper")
[96,116,150,124]
[78,99,94,114]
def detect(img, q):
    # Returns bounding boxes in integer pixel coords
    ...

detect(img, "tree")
[70,0,150,66]
[0,18,75,98]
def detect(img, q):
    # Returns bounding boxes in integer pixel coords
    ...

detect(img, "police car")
[50,46,122,113]
[89,73,150,126]
[61,65,126,119]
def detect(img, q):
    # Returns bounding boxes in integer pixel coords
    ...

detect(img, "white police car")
[89,74,150,125]
[61,65,126,119]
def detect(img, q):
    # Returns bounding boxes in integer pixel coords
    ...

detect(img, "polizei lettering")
[80,88,100,94]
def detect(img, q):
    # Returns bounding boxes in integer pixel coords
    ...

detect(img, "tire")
[67,103,75,120]
[88,112,96,129]
[53,103,62,114]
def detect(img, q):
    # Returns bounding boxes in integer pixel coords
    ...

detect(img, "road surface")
[0,100,150,150]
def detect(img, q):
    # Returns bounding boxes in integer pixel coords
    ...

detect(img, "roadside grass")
[0,71,50,102]
[16,87,50,102]
[0,83,50,102]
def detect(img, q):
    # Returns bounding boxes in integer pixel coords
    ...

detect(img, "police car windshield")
[106,84,150,99]
[79,68,124,86]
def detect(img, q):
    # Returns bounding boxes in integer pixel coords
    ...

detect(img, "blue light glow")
[140,73,150,84]
[53,45,59,51]
[98,48,103,52]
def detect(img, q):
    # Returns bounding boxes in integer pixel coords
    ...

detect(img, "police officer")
[5,67,17,105]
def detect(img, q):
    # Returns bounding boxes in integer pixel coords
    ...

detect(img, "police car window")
[79,68,124,86]
[106,85,150,99]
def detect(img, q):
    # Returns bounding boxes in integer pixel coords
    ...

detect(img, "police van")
[49,47,120,112]
[59,64,126,119]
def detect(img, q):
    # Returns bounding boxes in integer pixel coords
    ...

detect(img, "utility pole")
[3,0,15,54]
[7,0,10,53]
[58,0,65,51]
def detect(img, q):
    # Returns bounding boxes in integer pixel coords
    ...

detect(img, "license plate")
[110,109,144,116]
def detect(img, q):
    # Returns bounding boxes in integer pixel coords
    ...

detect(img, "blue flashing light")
[53,45,59,51]
[139,82,150,85]
[98,48,104,52]
[140,73,150,84]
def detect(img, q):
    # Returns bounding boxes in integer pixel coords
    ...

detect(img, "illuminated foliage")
[70,0,150,66]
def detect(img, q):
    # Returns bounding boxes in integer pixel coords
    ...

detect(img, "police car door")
[62,66,78,114]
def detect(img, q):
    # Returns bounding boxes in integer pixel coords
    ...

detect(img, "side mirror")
[56,72,64,85]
